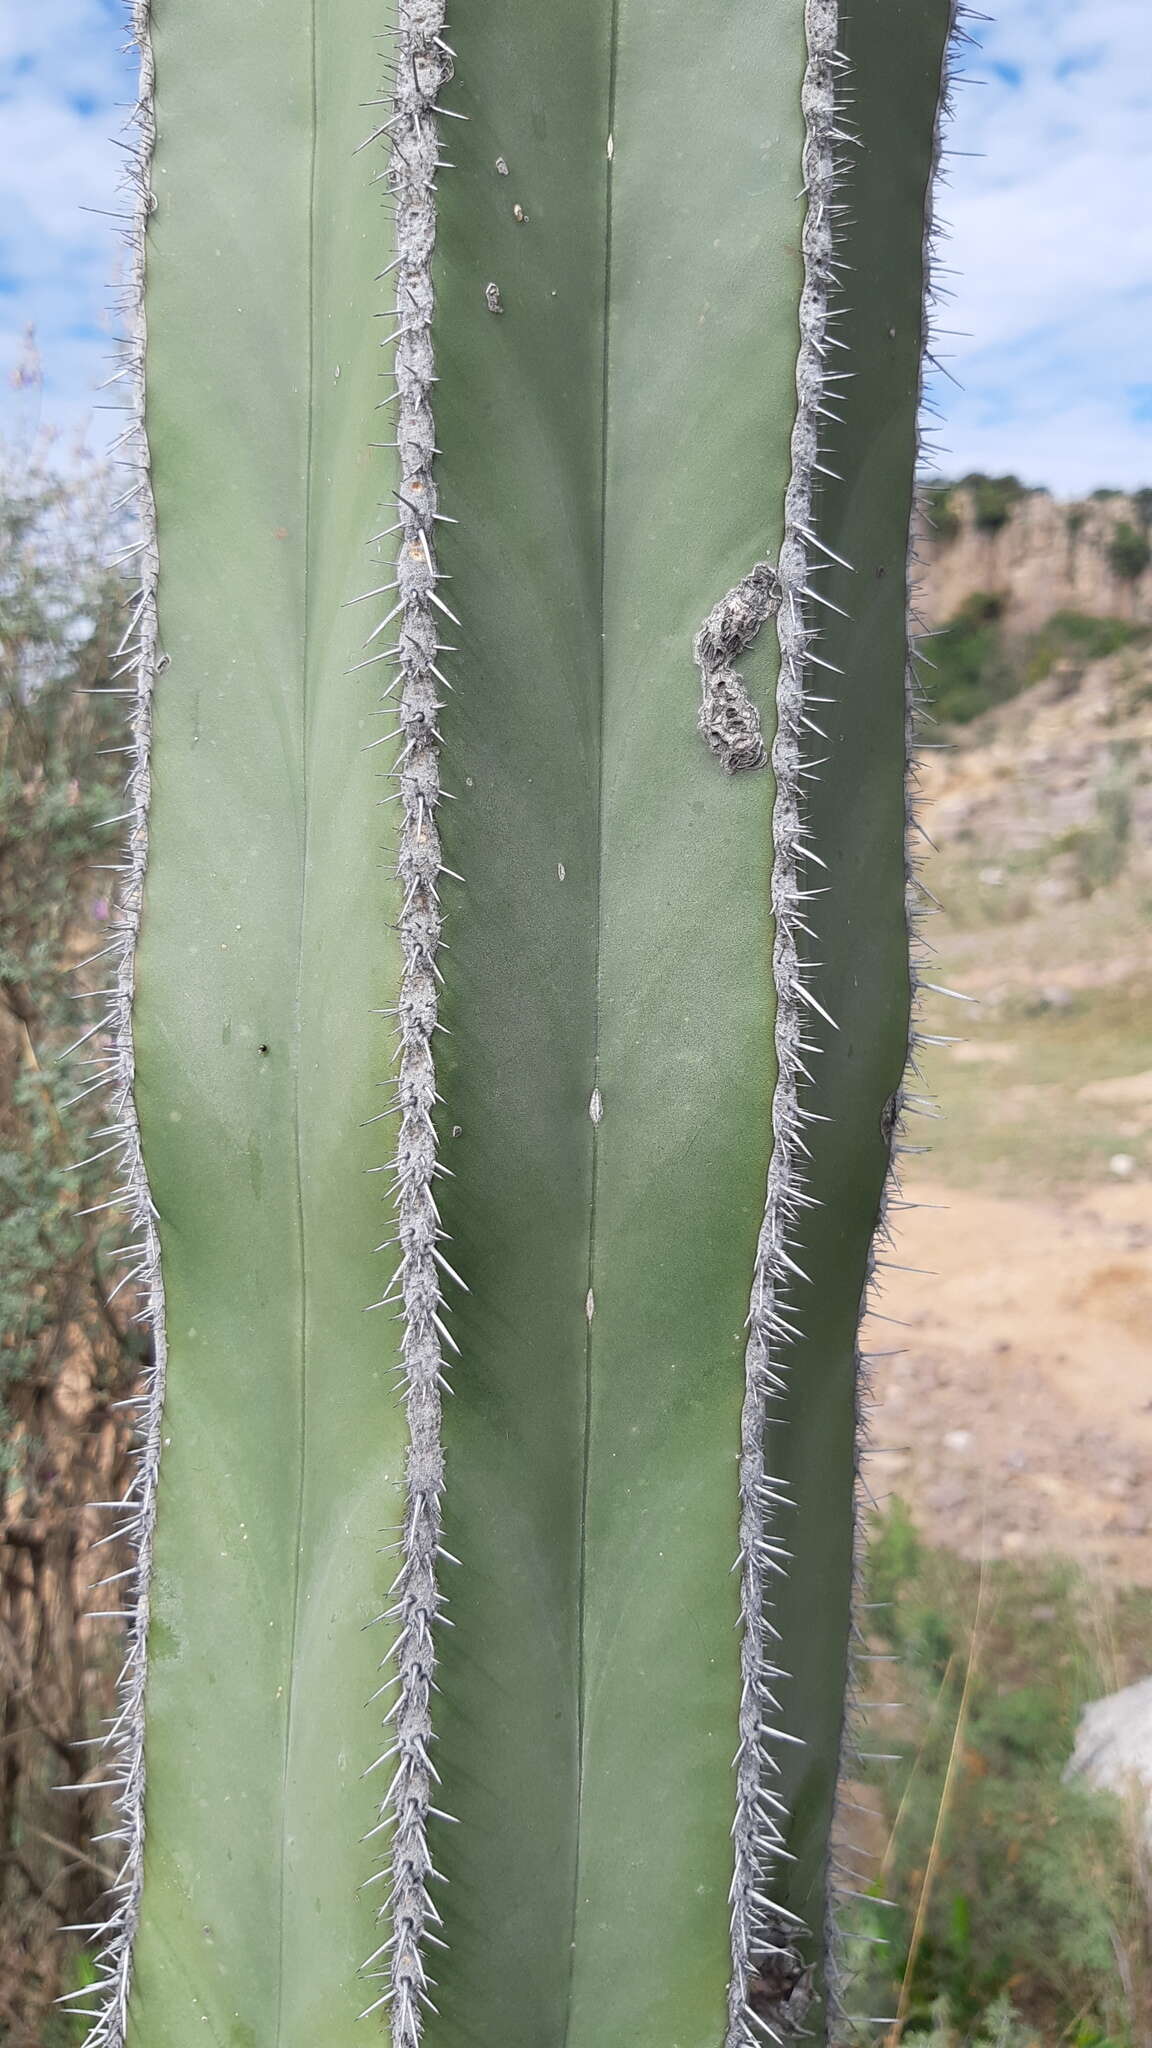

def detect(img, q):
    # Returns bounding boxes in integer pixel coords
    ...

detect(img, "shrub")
[1107,522,1151,584]
[923,605,1146,727]
[920,592,1013,724]
[958,474,1030,536]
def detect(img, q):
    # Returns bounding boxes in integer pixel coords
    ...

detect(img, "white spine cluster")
[727,3,852,2040]
[359,5,456,2043]
[66,6,167,2043]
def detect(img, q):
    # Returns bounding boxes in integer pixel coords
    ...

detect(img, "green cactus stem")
[72,1,959,2043]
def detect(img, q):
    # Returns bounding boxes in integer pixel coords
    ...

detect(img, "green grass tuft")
[841,1508,1152,2047]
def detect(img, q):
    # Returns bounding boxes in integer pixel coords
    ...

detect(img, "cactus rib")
[823,6,963,2008]
[726,4,844,2038]
[364,2,454,2038]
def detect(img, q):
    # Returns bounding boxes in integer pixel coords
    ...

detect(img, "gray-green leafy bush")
[0,455,125,1406]
[0,437,143,2043]
[68,2,959,2043]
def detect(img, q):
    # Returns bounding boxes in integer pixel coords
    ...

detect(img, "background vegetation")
[0,436,139,2045]
[842,1505,1152,2048]
[922,601,1146,728]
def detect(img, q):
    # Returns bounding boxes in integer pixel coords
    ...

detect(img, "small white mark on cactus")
[451,1124,462,1138]
[585,1290,595,1324]
[589,1087,603,1125]
[494,155,508,175]
[557,861,566,880]
[484,281,504,314]
[513,203,526,222]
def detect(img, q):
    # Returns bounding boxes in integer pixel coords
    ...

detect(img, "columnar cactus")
[75,0,958,2042]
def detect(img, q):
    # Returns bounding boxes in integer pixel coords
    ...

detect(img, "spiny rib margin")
[359,5,455,2044]
[69,6,167,2043]
[726,2,849,2039]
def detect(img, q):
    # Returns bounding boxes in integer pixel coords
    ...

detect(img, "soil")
[859,633,1152,1588]
[863,1178,1152,1585]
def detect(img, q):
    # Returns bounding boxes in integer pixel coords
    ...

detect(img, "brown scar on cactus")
[693,560,781,772]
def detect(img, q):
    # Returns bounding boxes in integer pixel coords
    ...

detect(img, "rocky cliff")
[915,481,1152,633]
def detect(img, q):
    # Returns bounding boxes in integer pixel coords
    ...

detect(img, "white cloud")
[0,98,130,234]
[0,1,136,444]
[935,0,1152,490]
[1,0,1149,493]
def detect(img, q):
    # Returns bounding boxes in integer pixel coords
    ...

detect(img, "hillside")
[860,484,1152,1583]
[917,477,1152,635]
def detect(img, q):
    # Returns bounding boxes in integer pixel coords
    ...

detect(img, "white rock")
[1065,1676,1152,1845]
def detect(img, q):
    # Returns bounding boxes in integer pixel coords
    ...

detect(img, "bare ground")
[860,646,1152,1583]
[863,1178,1152,1584]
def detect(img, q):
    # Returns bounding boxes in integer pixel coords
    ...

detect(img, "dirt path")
[863,1179,1152,1583]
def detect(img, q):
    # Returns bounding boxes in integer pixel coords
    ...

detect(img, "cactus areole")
[78,0,960,2042]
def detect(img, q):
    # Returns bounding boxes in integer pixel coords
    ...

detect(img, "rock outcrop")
[916,485,1152,634]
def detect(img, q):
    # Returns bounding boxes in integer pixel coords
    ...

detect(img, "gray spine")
[727,2,848,2039]
[359,4,455,2043]
[68,5,167,2042]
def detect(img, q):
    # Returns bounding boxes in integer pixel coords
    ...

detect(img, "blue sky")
[933,0,1152,492]
[0,0,135,457]
[1,0,1149,495]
